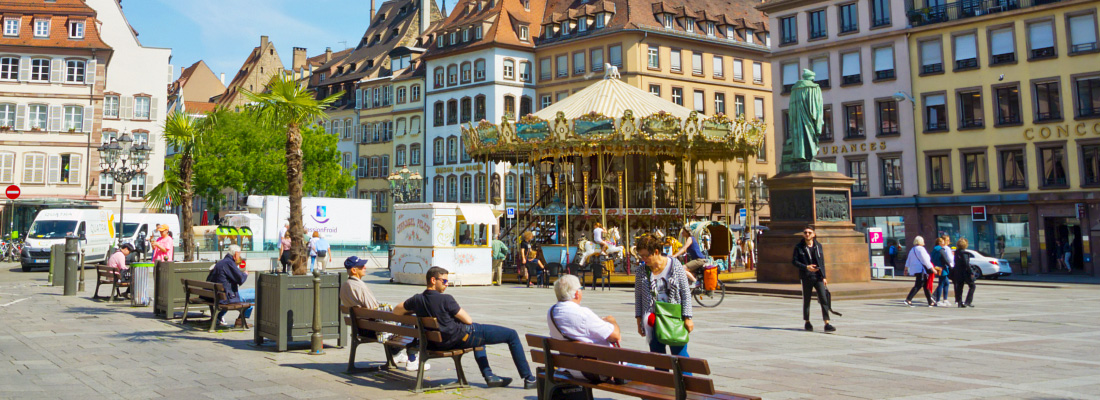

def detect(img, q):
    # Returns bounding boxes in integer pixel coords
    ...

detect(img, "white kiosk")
[391,203,498,285]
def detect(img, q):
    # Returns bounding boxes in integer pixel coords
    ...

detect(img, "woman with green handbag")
[633,234,694,360]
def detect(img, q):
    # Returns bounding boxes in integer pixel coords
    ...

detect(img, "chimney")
[292,47,308,72]
[442,0,448,18]
[370,0,375,20]
[325,47,333,63]
[220,73,225,85]
[421,0,431,33]
[260,35,269,49]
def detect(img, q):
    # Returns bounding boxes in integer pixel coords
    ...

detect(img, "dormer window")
[463,28,469,42]
[578,17,588,32]
[726,26,734,39]
[3,18,18,36]
[663,14,674,29]
[522,0,530,10]
[34,19,49,38]
[706,22,715,37]
[519,25,529,41]
[745,28,755,43]
[596,13,606,28]
[449,32,456,45]
[685,18,695,33]
[437,36,444,47]
[475,25,483,39]
[69,21,84,39]
[561,21,569,35]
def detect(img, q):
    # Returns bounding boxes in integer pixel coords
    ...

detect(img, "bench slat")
[531,350,715,395]
[181,279,219,290]
[356,320,420,340]
[538,370,758,400]
[525,334,711,375]
[352,308,421,326]
[185,287,219,300]
[418,317,440,330]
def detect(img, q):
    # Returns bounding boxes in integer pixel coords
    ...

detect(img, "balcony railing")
[922,63,944,74]
[991,53,1015,64]
[1071,42,1098,54]
[1079,106,1100,118]
[955,58,978,70]
[875,70,895,80]
[842,75,862,85]
[815,79,830,88]
[1035,111,1061,121]
[782,84,794,94]
[906,0,1063,27]
[998,114,1021,125]
[960,118,984,128]
[1031,47,1056,59]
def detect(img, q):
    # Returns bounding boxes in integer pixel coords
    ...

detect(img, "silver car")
[965,249,1013,279]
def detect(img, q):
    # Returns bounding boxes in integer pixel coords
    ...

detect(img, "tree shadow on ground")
[282,361,539,399]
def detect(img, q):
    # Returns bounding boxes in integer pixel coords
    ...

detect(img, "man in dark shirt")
[394,266,535,389]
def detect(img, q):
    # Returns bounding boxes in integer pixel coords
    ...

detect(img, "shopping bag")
[925,273,934,292]
[653,300,689,346]
[703,266,718,291]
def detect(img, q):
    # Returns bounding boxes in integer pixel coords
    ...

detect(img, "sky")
[123,0,451,82]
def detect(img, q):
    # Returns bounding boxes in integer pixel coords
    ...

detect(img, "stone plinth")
[757,170,871,284]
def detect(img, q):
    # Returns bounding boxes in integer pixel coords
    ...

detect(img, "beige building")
[215,36,285,109]
[168,60,224,115]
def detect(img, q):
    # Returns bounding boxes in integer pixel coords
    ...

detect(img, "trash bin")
[130,262,155,306]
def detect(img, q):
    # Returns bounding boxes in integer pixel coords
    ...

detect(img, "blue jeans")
[459,323,532,380]
[933,274,950,302]
[217,288,255,321]
[647,334,691,375]
[309,255,316,271]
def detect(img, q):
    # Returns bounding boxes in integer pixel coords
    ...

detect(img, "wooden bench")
[526,334,760,400]
[179,279,254,332]
[92,265,130,301]
[347,307,484,393]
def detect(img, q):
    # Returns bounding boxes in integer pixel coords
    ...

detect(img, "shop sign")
[1022,121,1100,141]
[971,205,987,222]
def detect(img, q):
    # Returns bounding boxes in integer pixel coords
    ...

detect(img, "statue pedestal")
[757,170,871,284]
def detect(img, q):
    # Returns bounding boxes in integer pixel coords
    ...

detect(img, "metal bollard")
[78,248,86,292]
[1020,249,1029,275]
[63,237,79,296]
[309,269,324,355]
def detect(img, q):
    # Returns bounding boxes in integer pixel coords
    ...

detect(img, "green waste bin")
[130,262,155,306]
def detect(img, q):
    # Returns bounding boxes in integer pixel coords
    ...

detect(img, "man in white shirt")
[548,274,620,346]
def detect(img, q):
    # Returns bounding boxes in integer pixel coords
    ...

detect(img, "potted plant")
[0,126,11,132]
[67,128,77,133]
[30,126,43,132]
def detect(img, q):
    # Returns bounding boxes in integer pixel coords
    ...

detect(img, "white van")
[21,209,114,272]
[115,213,181,258]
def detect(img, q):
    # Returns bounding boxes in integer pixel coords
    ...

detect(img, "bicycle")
[692,278,726,308]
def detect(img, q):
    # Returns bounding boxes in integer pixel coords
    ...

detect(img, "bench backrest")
[525,334,715,396]
[349,307,445,344]
[181,279,227,303]
[97,266,120,282]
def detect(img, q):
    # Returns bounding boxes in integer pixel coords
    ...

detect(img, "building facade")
[760,0,918,250]
[908,0,1099,275]
[215,36,285,109]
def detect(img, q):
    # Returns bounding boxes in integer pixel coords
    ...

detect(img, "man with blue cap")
[339,256,427,371]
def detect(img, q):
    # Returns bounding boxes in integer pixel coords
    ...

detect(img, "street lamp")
[387,167,422,204]
[736,175,769,239]
[98,132,152,250]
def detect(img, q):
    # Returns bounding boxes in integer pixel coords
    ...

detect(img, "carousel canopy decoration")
[462,66,768,162]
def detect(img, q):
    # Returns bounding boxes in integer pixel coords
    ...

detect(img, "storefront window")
[935,213,1029,266]
[854,216,907,264]
[455,221,487,246]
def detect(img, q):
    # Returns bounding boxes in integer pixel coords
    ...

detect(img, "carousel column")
[564,157,570,248]
[598,151,607,229]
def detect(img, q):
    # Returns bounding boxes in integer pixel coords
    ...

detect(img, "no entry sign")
[5,185,19,200]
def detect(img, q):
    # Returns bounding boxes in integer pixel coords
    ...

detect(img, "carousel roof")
[533,72,700,121]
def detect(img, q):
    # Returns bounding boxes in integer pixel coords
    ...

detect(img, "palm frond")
[143,170,183,212]
[242,72,343,130]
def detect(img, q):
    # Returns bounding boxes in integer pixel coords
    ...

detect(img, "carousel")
[461,67,767,285]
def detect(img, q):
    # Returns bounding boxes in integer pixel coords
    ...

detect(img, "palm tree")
[160,109,223,261]
[243,73,341,275]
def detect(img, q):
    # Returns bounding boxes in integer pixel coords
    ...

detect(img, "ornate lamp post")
[98,132,152,249]
[735,175,769,240]
[387,167,423,204]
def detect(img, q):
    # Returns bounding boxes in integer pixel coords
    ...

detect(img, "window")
[780,16,797,44]
[99,173,114,196]
[541,94,552,109]
[928,154,951,192]
[28,104,46,130]
[1039,146,1067,187]
[706,22,715,37]
[647,47,659,69]
[1081,144,1100,186]
[735,95,745,116]
[560,21,570,36]
[573,52,585,75]
[877,100,898,135]
[433,102,444,126]
[475,26,483,39]
[1027,20,1056,59]
[847,159,868,196]
[609,45,622,67]
[596,13,605,28]
[434,67,444,88]
[752,62,763,83]
[844,103,864,138]
[810,57,829,87]
[808,10,826,39]
[540,58,552,80]
[1000,148,1026,189]
[0,152,12,183]
[733,59,744,80]
[873,47,894,80]
[693,90,704,113]
[871,0,890,27]
[671,87,683,106]
[920,40,943,74]
[411,85,421,102]
[684,18,695,33]
[0,57,16,80]
[781,62,799,94]
[924,94,947,131]
[475,95,486,121]
[460,63,472,83]
[434,177,444,201]
[649,84,660,97]
[1034,80,1061,121]
[505,173,516,201]
[954,33,978,70]
[712,56,723,78]
[1069,13,1098,53]
[503,59,514,79]
[22,153,45,184]
[31,58,49,81]
[63,106,83,131]
[821,105,833,141]
[519,26,529,41]
[447,65,458,85]
[1076,76,1100,117]
[958,90,983,128]
[500,95,515,119]
[717,173,727,200]
[134,96,151,120]
[691,53,702,75]
[963,151,988,191]
[881,156,902,195]
[995,85,1021,125]
[591,49,603,71]
[460,97,471,123]
[520,62,531,82]
[670,49,681,72]
[579,17,589,32]
[33,19,49,37]
[838,3,858,33]
[556,55,568,77]
[841,52,860,85]
[410,143,422,166]
[0,103,12,128]
[989,27,1015,64]
[715,93,726,114]
[461,175,472,202]
[474,59,486,81]
[695,171,707,200]
[663,14,674,29]
[520,96,532,117]
[68,21,84,39]
[447,136,458,164]
[3,18,18,36]
[726,26,735,39]
[447,100,458,125]
[754,98,765,122]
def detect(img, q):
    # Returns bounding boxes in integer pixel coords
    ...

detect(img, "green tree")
[150,110,223,261]
[243,73,341,275]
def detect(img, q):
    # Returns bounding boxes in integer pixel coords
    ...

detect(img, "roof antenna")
[339,41,348,50]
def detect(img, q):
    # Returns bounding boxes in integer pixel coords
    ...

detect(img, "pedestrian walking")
[950,239,976,308]
[278,232,291,273]
[526,248,547,288]
[518,231,534,285]
[933,234,954,306]
[633,234,693,359]
[313,233,332,271]
[904,236,936,307]
[150,224,174,262]
[1063,240,1073,272]
[491,232,508,286]
[792,226,834,332]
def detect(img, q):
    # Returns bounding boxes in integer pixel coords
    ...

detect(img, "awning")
[458,204,498,226]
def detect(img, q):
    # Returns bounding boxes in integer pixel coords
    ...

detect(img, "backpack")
[930,246,943,267]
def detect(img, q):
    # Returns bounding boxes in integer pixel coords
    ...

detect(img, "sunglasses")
[440,278,449,285]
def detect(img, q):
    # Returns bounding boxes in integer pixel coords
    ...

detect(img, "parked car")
[965,249,1012,279]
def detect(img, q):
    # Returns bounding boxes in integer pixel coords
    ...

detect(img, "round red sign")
[5,185,19,200]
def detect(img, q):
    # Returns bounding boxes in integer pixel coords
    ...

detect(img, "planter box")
[253,272,346,352]
[154,261,214,319]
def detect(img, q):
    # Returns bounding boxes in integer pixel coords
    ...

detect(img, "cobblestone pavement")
[2,264,1099,400]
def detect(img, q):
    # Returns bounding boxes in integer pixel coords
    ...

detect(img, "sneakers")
[824,324,836,332]
[484,375,513,388]
[904,300,913,307]
[405,361,431,371]
[957,303,967,308]
[523,376,538,389]
[804,321,813,331]
[217,317,227,326]
[392,351,409,365]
